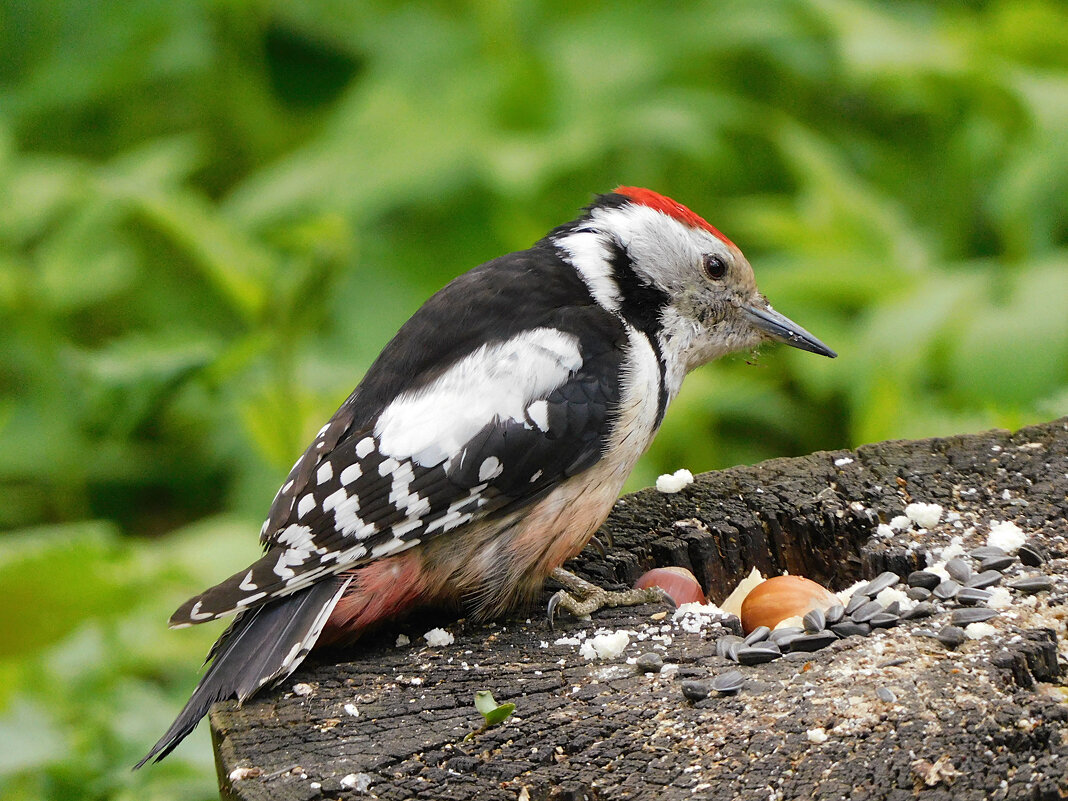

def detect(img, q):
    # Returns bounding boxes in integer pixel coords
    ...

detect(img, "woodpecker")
[138,187,835,766]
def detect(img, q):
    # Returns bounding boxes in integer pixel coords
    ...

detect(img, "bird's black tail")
[135,577,350,768]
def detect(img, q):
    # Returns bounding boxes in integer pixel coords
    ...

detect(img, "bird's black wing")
[170,296,628,626]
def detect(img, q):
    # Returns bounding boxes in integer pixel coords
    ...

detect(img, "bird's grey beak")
[742,303,837,358]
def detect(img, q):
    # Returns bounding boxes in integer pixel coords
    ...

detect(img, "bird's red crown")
[614,186,734,248]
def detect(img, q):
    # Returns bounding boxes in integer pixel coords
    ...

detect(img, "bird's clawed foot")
[546,567,674,629]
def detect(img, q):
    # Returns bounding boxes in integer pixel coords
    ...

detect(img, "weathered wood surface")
[212,419,1068,801]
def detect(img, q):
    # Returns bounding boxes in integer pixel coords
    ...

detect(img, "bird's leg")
[547,567,673,628]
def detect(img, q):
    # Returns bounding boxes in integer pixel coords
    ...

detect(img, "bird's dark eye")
[702,254,728,280]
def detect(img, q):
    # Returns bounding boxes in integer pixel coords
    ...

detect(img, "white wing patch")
[374,328,583,467]
[553,231,621,312]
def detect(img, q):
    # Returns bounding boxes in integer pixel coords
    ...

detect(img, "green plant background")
[1,1,1065,798]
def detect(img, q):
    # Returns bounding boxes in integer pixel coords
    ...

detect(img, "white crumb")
[924,560,951,581]
[720,567,765,617]
[344,703,359,717]
[292,682,313,697]
[228,767,261,781]
[554,635,582,646]
[836,580,868,605]
[987,520,1026,551]
[672,602,728,633]
[395,633,410,647]
[806,727,829,743]
[876,523,894,538]
[340,773,374,792]
[939,537,966,560]
[965,622,997,639]
[905,503,943,529]
[834,457,854,466]
[987,587,1013,610]
[889,515,912,532]
[424,628,454,647]
[874,586,913,611]
[656,469,694,494]
[579,630,630,660]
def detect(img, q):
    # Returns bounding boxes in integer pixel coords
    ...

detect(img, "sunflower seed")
[964,570,1003,589]
[803,608,826,633]
[736,645,782,665]
[850,600,884,623]
[788,631,838,652]
[951,608,997,625]
[906,587,932,601]
[744,626,771,645]
[907,571,941,590]
[681,680,710,701]
[969,545,1007,561]
[869,612,899,628]
[956,587,992,605]
[979,555,1016,573]
[768,626,804,644]
[1009,576,1053,594]
[845,593,868,615]
[937,626,966,649]
[860,571,900,597]
[716,635,744,660]
[933,580,960,600]
[635,652,665,674]
[884,601,902,616]
[902,602,936,620]
[824,603,845,624]
[1017,543,1046,567]
[876,687,897,703]
[831,621,871,638]
[946,558,972,582]
[711,670,744,694]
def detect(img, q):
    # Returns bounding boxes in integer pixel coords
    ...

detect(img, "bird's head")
[553,187,835,385]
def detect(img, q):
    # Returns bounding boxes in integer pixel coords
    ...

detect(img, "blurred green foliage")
[0,1,1065,798]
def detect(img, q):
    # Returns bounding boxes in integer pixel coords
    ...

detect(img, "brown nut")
[634,567,705,606]
[740,575,838,633]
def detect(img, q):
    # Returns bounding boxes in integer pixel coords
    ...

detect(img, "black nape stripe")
[604,239,670,425]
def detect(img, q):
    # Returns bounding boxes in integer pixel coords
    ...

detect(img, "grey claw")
[588,537,607,558]
[546,591,564,629]
[654,586,677,610]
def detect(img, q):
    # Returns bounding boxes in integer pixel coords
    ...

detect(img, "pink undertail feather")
[317,552,435,647]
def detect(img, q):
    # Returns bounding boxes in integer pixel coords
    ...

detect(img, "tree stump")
[212,419,1068,801]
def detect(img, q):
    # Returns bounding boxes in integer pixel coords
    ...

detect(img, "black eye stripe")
[703,254,727,280]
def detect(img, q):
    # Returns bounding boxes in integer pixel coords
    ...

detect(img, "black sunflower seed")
[681,680,710,701]
[744,626,771,645]
[937,626,966,649]
[946,558,972,582]
[851,600,884,623]
[1009,576,1053,594]
[933,580,960,600]
[860,571,900,597]
[788,631,838,652]
[831,621,871,638]
[907,571,941,590]
[951,608,997,626]
[711,670,744,694]
[964,570,1003,589]
[979,555,1015,573]
[1017,543,1046,567]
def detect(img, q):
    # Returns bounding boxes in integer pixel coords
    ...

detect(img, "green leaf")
[473,690,515,727]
